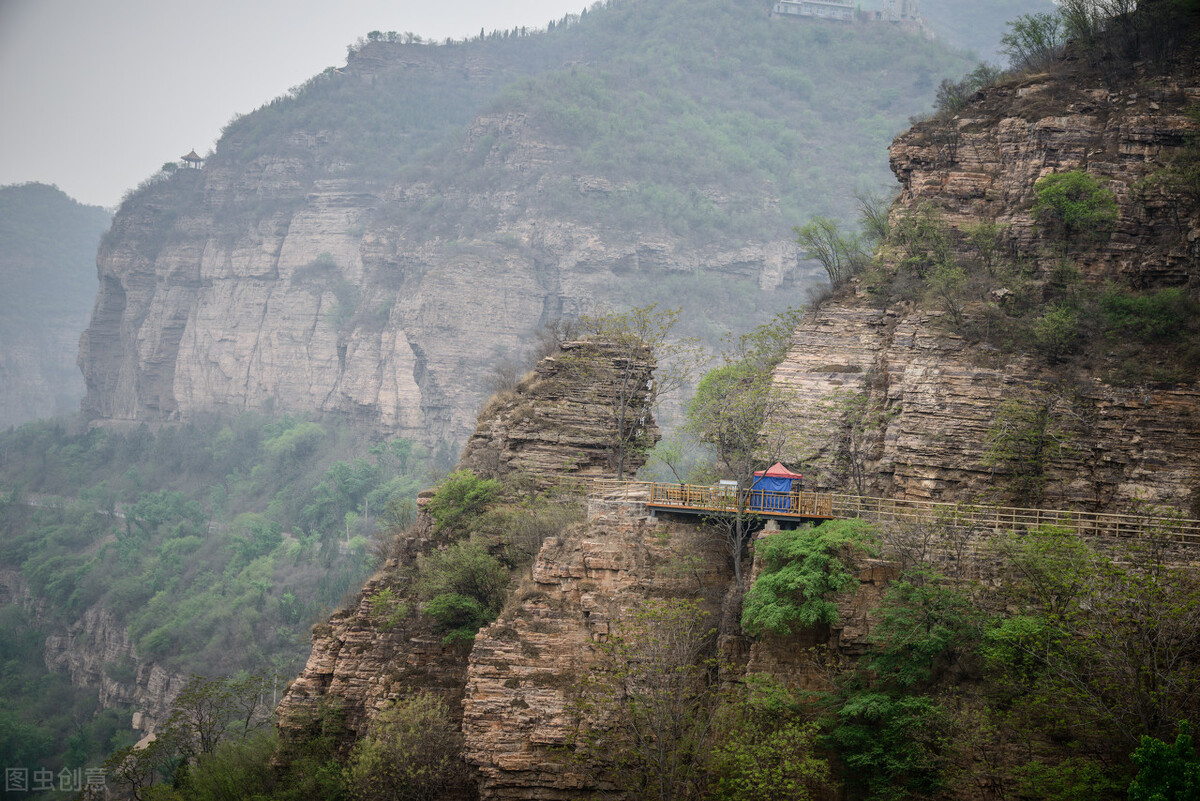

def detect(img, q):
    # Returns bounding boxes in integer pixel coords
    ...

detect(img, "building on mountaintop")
[772,0,854,22]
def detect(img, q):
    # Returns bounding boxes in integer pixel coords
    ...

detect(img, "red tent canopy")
[753,462,803,480]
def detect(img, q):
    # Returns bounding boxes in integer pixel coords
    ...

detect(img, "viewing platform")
[644,482,834,522]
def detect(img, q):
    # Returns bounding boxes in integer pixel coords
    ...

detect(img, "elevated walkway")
[590,480,1200,544]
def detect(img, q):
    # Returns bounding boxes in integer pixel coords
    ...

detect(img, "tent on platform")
[748,463,803,512]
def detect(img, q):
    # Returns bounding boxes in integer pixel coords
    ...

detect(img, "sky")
[0,0,589,209]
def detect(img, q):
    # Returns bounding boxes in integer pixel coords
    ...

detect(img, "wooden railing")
[589,480,1200,544]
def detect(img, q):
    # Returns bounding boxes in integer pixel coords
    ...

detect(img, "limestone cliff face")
[77,39,813,448]
[775,60,1200,513]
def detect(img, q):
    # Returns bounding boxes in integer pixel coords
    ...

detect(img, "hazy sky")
[0,0,588,209]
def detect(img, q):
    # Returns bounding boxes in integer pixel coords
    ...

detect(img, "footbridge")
[589,480,1200,545]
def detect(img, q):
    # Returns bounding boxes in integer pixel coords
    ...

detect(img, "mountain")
[0,183,110,428]
[77,0,981,450]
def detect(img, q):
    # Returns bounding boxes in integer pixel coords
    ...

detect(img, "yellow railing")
[589,480,1200,544]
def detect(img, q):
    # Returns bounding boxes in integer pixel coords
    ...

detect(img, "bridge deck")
[592,480,1200,544]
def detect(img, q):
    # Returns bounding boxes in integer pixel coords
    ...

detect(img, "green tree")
[741,520,874,638]
[986,527,1200,749]
[927,262,969,329]
[1129,721,1200,801]
[828,692,949,801]
[1032,170,1119,245]
[424,470,503,537]
[415,541,509,643]
[866,566,985,690]
[345,693,469,801]
[163,673,273,760]
[1030,304,1083,363]
[794,217,867,288]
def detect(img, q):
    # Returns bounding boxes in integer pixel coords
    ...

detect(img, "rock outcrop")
[276,337,661,754]
[776,57,1200,514]
[458,339,658,487]
[461,497,729,799]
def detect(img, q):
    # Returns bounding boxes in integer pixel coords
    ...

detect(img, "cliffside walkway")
[590,480,1200,545]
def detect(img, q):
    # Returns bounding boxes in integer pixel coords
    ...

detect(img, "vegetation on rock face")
[345,693,470,801]
[1031,170,1120,245]
[740,520,875,637]
[572,598,720,801]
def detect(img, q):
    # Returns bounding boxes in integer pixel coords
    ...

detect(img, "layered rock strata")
[777,59,1200,513]
[461,498,730,799]
[457,339,658,487]
[0,566,188,733]
[76,38,817,448]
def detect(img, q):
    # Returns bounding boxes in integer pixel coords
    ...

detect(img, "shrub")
[1030,305,1082,363]
[1101,287,1192,343]
[425,470,503,535]
[416,541,509,642]
[1031,170,1118,244]
[346,693,469,801]
[741,519,875,637]
[1128,721,1200,801]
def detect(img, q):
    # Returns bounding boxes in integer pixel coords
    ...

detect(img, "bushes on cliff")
[415,541,509,644]
[425,470,503,537]
[573,598,720,801]
[345,693,469,801]
[1031,170,1119,246]
[741,520,875,638]
[709,676,833,801]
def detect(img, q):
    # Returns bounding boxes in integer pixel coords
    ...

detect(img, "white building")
[772,0,855,22]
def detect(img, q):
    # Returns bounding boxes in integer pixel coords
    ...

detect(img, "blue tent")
[748,463,803,512]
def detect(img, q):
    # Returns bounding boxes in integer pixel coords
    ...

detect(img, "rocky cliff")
[271,21,1200,801]
[75,0,978,447]
[775,52,1200,514]
[458,339,658,487]
[276,336,658,753]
